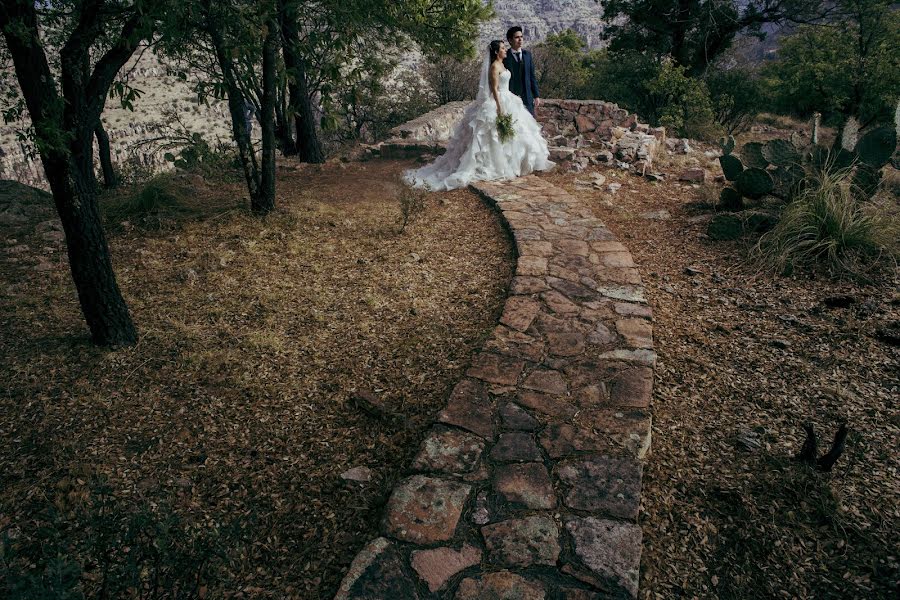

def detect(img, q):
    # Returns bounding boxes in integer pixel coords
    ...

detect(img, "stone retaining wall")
[335,175,654,599]
[380,99,665,172]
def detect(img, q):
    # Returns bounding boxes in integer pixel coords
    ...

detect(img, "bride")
[404,40,554,191]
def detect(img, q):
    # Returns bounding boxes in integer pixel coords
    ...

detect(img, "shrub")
[753,165,899,277]
[645,61,718,139]
[421,56,481,104]
[705,67,766,134]
[532,30,594,99]
[583,51,718,139]
[761,12,900,125]
[397,185,426,233]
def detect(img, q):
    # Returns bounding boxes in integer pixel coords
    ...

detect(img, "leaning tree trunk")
[254,16,277,215]
[95,122,118,189]
[278,0,324,163]
[1,0,138,346]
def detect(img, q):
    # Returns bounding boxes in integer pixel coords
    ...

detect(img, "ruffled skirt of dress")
[403,92,554,191]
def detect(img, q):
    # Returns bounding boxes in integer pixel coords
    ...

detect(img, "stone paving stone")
[484,325,545,362]
[589,267,643,285]
[593,284,646,303]
[482,515,561,567]
[412,428,486,473]
[495,462,557,509]
[518,255,549,277]
[556,239,590,256]
[609,367,653,408]
[549,263,582,282]
[547,332,586,357]
[466,352,525,386]
[598,348,657,368]
[517,390,578,418]
[334,537,420,600]
[542,290,581,315]
[535,310,580,334]
[500,296,541,332]
[519,240,554,257]
[438,378,494,439]
[597,252,635,268]
[588,322,617,345]
[555,455,643,520]
[615,319,653,349]
[489,432,543,462]
[384,476,471,544]
[455,571,546,600]
[410,543,482,592]
[511,275,551,295]
[613,302,653,318]
[540,410,652,459]
[523,368,568,395]
[499,402,540,431]
[565,517,642,599]
[548,277,598,301]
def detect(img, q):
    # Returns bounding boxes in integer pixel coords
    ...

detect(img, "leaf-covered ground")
[0,160,513,598]
[548,160,899,599]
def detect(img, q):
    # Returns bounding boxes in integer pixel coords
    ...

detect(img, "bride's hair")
[488,40,503,63]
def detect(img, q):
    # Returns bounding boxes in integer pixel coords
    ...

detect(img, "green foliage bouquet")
[496,113,515,142]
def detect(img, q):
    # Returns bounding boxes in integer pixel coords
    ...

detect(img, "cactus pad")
[851,164,882,199]
[763,139,802,166]
[855,126,897,167]
[719,154,744,181]
[740,142,769,169]
[736,167,774,199]
[719,135,736,155]
[719,187,743,210]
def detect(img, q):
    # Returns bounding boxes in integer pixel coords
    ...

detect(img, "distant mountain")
[480,0,610,48]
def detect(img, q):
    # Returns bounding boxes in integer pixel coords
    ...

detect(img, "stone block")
[438,378,494,439]
[495,462,557,509]
[410,544,482,592]
[334,538,420,600]
[412,428,486,473]
[565,517,642,599]
[455,571,546,600]
[384,476,471,544]
[555,455,643,520]
[482,516,561,567]
[489,432,543,462]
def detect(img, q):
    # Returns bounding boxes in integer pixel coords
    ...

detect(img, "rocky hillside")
[482,0,609,48]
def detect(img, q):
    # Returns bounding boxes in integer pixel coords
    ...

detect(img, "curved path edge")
[335,175,654,600]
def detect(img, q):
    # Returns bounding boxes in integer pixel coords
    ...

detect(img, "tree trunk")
[203,3,261,203]
[95,122,118,189]
[1,0,137,347]
[275,78,296,155]
[278,0,324,163]
[254,16,277,215]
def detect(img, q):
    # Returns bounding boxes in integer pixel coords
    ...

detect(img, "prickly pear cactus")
[720,154,744,182]
[763,139,802,166]
[719,135,736,156]
[852,164,882,199]
[719,187,743,210]
[736,167,774,199]
[740,142,769,169]
[855,126,897,167]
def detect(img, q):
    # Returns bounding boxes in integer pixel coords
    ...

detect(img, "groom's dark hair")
[506,26,522,41]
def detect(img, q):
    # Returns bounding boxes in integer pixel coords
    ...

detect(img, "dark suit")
[503,48,539,114]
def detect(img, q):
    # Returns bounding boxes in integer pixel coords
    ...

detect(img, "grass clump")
[754,166,899,277]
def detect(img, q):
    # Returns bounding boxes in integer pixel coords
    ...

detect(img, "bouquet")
[496,113,515,143]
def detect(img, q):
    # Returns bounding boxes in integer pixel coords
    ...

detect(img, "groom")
[503,26,539,115]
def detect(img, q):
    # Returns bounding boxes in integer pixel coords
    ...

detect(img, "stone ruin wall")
[384,99,665,173]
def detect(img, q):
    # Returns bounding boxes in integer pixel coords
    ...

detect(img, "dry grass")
[0,160,513,598]
[547,166,899,599]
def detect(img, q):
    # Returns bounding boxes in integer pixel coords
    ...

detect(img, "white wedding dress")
[404,69,554,191]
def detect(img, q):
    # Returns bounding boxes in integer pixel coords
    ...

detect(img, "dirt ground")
[547,158,899,599]
[0,160,513,598]
[1,147,897,599]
